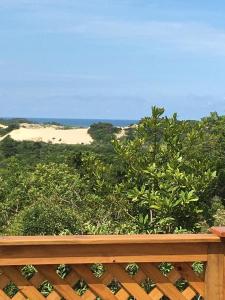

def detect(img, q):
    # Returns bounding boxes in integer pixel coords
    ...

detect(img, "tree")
[112,106,216,232]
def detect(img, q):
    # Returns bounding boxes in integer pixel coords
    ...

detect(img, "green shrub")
[88,122,121,142]
[7,198,81,235]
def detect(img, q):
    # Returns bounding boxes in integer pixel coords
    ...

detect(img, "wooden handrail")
[0,228,224,300]
[0,233,220,245]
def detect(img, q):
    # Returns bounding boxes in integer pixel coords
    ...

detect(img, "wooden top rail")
[0,233,221,246]
[0,232,222,266]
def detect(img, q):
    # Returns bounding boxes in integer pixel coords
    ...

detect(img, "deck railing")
[0,227,225,300]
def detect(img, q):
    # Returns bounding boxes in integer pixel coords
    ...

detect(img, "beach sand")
[1,123,93,144]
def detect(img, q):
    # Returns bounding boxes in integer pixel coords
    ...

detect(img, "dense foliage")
[88,122,121,142]
[0,107,225,235]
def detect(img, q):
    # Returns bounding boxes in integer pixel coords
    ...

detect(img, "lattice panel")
[0,262,205,300]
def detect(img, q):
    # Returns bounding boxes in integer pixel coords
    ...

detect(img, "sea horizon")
[1,117,138,128]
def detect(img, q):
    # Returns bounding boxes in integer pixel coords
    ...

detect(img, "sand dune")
[6,124,93,144]
[0,122,131,144]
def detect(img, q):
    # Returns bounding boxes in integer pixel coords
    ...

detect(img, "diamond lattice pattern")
[0,262,205,300]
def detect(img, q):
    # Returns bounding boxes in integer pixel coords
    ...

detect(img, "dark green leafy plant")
[0,106,224,235]
[88,122,121,142]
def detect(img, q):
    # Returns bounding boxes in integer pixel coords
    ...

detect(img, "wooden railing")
[0,227,225,300]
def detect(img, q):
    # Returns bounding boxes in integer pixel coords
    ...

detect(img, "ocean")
[26,118,138,128]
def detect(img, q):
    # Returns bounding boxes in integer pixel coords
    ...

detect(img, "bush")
[88,122,121,142]
[7,198,82,235]
[0,136,18,157]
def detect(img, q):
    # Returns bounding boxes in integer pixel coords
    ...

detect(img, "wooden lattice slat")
[175,262,204,296]
[0,262,205,300]
[37,265,81,300]
[2,266,44,300]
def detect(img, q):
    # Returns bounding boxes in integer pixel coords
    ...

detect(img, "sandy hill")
[0,123,93,145]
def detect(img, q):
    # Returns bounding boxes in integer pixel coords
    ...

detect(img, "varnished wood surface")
[0,233,220,246]
[210,227,225,237]
[0,243,210,265]
[0,229,224,299]
[0,262,205,300]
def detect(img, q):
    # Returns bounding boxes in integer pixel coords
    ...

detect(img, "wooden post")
[205,243,224,300]
[206,227,225,300]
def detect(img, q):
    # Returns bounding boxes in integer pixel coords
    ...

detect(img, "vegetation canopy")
[0,106,224,235]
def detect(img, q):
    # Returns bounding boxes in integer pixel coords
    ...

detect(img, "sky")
[1,0,225,120]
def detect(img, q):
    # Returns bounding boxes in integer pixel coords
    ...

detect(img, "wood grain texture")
[0,242,209,266]
[0,234,220,246]
[205,243,224,300]
[0,261,207,299]
[0,230,224,299]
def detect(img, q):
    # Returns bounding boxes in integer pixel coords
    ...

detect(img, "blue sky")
[1,0,225,120]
